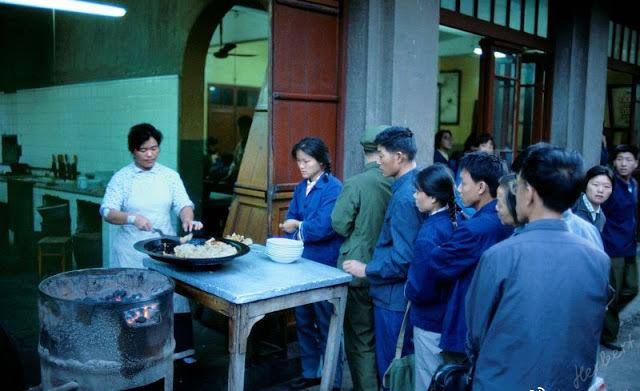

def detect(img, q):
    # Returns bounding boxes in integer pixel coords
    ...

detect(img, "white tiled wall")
[0,75,179,174]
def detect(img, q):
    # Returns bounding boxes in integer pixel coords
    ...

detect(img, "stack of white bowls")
[265,238,304,263]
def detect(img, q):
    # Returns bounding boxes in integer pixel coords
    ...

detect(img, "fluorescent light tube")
[0,0,126,17]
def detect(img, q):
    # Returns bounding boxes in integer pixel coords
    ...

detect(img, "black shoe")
[601,341,623,351]
[289,377,321,389]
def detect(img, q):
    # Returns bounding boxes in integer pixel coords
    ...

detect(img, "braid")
[447,189,457,227]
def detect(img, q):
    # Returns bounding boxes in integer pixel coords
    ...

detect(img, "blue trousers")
[374,305,413,388]
[295,301,343,388]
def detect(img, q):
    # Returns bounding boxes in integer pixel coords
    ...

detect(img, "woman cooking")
[280,137,344,390]
[100,123,203,358]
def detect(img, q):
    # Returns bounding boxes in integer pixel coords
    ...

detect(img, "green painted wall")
[205,40,268,88]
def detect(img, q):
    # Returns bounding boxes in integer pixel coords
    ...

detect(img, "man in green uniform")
[331,125,393,391]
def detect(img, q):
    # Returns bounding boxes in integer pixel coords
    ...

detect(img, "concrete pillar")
[342,0,439,177]
[550,0,609,167]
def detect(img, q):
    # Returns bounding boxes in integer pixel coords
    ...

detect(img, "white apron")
[110,174,190,313]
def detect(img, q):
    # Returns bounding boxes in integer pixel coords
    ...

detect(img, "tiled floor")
[0,243,351,390]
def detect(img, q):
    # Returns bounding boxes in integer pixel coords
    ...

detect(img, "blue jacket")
[366,169,424,312]
[425,200,513,353]
[602,175,638,257]
[405,210,456,333]
[286,172,343,266]
[466,219,609,391]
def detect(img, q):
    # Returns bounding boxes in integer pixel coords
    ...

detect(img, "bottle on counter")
[57,154,66,180]
[51,154,58,178]
[70,155,78,180]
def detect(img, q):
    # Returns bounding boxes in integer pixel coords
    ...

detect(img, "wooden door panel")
[272,100,338,185]
[272,3,339,96]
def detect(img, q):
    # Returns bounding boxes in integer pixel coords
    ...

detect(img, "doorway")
[201,5,268,237]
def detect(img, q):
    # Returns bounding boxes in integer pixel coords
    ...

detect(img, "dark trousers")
[344,286,378,391]
[295,301,343,388]
[602,256,639,343]
[373,305,413,390]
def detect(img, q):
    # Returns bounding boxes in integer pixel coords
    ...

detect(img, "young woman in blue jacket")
[404,163,458,391]
[279,137,344,390]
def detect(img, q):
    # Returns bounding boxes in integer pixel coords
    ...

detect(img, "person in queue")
[453,133,495,219]
[343,127,423,386]
[466,144,609,390]
[404,164,458,391]
[423,152,513,363]
[512,144,605,250]
[496,173,523,233]
[433,129,456,172]
[279,137,344,390]
[100,123,203,359]
[330,125,393,391]
[573,165,614,232]
[600,144,639,351]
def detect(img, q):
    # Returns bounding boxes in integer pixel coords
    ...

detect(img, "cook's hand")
[133,214,153,231]
[279,219,300,234]
[182,220,203,233]
[343,260,366,278]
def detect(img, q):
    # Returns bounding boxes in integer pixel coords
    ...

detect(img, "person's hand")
[133,214,153,231]
[182,219,203,233]
[279,219,300,234]
[343,260,366,278]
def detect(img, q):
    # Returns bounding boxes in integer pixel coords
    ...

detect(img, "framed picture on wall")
[438,70,461,125]
[608,84,632,129]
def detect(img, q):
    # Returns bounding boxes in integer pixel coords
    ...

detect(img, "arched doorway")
[180,0,345,244]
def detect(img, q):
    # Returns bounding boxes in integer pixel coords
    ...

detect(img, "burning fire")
[124,302,160,327]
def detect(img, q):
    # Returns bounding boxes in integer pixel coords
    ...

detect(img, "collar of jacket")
[520,218,569,234]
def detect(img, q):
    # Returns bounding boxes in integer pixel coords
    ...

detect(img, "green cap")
[360,125,390,152]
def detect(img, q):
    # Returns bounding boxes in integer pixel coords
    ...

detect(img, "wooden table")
[144,245,351,391]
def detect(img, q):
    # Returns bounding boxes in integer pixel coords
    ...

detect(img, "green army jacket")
[331,161,393,287]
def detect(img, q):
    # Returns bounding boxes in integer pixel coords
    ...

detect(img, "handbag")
[383,303,415,391]
[427,362,472,391]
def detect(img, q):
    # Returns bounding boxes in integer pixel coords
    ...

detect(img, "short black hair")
[584,165,614,192]
[416,163,457,223]
[374,126,417,161]
[511,142,553,173]
[435,130,452,149]
[128,123,163,153]
[458,151,505,198]
[613,144,639,160]
[476,133,494,147]
[291,137,332,173]
[498,173,520,226]
[520,145,585,213]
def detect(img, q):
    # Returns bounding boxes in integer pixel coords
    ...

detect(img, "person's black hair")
[511,142,553,173]
[291,137,332,174]
[520,145,585,213]
[476,133,494,148]
[584,165,614,192]
[498,173,520,226]
[458,151,505,198]
[374,126,417,161]
[434,130,452,150]
[128,123,163,153]
[207,136,219,147]
[462,134,477,153]
[613,144,639,160]
[416,163,457,224]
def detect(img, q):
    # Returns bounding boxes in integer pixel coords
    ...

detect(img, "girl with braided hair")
[405,163,459,391]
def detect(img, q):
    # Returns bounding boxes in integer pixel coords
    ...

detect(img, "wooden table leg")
[319,287,348,391]
[228,305,264,391]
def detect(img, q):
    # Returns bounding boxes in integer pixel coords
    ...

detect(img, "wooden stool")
[37,236,71,278]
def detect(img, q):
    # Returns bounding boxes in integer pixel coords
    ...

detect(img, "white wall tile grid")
[0,75,180,174]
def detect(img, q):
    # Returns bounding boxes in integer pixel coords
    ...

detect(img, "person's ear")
[478,181,487,196]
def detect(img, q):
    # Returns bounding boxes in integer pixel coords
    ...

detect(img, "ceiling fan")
[212,19,257,59]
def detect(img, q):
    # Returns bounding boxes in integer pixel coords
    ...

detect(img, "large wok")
[134,236,250,269]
